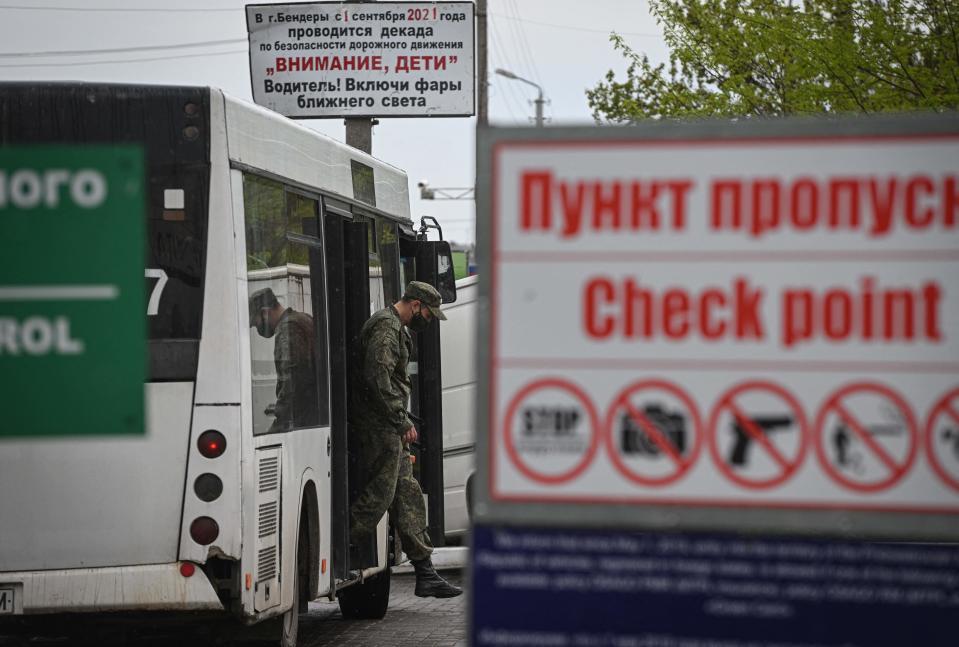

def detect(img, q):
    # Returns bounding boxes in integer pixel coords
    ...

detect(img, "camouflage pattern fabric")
[351,306,413,434]
[269,308,317,434]
[349,427,434,561]
[349,305,433,561]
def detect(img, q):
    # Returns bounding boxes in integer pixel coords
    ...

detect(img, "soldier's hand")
[403,425,418,444]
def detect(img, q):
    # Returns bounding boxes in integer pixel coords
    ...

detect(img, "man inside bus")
[249,287,319,433]
[349,281,463,598]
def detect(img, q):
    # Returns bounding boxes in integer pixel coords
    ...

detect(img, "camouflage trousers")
[349,426,434,562]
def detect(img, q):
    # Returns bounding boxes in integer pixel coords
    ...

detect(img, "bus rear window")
[0,83,211,383]
[146,172,209,381]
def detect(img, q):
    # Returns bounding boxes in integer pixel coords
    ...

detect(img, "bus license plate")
[0,586,14,614]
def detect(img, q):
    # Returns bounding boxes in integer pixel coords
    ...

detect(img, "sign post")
[0,146,145,438]
[473,116,959,646]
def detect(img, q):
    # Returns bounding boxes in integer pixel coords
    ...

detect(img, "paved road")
[301,571,467,647]
[0,571,467,647]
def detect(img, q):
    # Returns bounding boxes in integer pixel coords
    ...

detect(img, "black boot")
[412,558,463,598]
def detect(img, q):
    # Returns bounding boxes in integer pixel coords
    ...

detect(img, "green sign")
[0,146,145,437]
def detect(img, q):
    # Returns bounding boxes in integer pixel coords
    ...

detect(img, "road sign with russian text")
[246,1,475,118]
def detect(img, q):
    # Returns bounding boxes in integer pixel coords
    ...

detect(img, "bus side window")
[244,174,329,434]
[377,219,401,304]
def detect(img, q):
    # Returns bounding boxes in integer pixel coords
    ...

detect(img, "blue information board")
[472,524,959,647]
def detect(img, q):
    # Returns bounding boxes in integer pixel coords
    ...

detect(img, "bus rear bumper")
[0,563,224,614]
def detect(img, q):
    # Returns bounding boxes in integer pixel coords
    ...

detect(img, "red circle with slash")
[707,381,809,489]
[924,387,959,493]
[814,382,918,493]
[603,379,703,487]
[502,378,601,485]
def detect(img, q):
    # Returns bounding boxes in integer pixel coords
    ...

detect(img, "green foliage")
[587,0,959,121]
[452,251,469,279]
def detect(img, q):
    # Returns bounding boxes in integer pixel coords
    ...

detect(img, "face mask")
[408,306,431,333]
[255,312,277,338]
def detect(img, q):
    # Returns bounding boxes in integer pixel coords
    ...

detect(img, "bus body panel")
[0,563,222,614]
[222,94,411,219]
[178,90,244,565]
[193,89,243,407]
[0,382,194,572]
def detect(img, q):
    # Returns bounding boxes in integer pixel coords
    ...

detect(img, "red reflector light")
[197,430,226,459]
[179,562,196,578]
[190,517,220,545]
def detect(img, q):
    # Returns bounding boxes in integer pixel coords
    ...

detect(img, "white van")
[441,275,478,541]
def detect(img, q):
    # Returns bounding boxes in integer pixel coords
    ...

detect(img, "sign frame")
[475,114,959,541]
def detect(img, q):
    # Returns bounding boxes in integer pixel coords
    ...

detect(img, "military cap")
[248,287,279,323]
[404,281,447,320]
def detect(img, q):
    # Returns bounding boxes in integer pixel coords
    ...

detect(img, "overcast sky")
[0,0,669,245]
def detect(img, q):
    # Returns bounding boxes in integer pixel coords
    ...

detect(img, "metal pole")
[534,89,544,127]
[345,0,375,154]
[477,0,488,126]
[345,118,374,154]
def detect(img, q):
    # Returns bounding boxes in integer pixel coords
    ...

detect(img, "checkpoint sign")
[813,383,918,493]
[478,117,959,541]
[0,146,145,437]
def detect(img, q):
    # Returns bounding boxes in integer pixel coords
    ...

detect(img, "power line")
[488,18,526,124]
[489,10,661,37]
[0,47,247,68]
[489,14,531,115]
[0,3,240,12]
[0,37,247,59]
[505,0,543,87]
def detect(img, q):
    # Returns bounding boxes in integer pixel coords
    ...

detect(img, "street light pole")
[495,68,545,127]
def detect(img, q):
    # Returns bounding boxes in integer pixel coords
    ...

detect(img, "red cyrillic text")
[521,171,694,238]
[711,175,959,238]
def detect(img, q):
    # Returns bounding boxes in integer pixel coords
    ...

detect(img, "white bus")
[0,83,456,646]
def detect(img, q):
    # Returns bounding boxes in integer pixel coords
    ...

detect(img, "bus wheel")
[280,524,308,647]
[337,568,391,620]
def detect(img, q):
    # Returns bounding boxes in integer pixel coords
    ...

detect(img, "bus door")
[324,207,378,574]
[399,239,458,547]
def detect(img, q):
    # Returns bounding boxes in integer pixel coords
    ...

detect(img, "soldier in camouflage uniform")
[350,281,462,598]
[249,288,318,433]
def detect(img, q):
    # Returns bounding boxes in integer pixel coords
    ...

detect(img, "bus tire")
[280,522,308,647]
[337,568,391,620]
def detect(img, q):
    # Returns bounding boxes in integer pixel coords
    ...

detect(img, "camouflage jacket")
[352,305,412,435]
[270,308,317,433]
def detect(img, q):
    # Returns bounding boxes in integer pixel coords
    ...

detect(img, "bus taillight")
[194,473,223,502]
[190,517,219,545]
[197,430,226,459]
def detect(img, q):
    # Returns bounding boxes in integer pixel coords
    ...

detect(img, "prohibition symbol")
[604,380,703,487]
[707,381,808,489]
[502,378,601,485]
[924,387,959,493]
[814,382,918,493]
